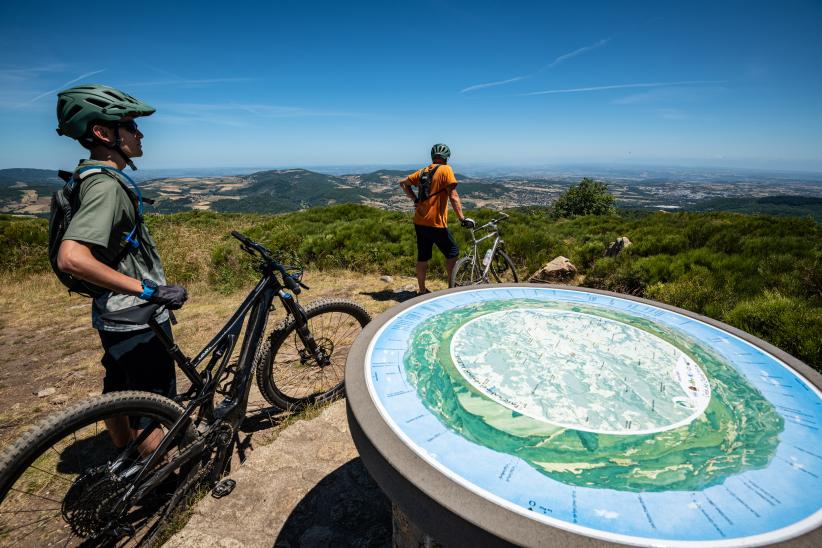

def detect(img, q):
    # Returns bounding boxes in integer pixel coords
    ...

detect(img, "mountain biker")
[55,84,187,451]
[398,143,474,295]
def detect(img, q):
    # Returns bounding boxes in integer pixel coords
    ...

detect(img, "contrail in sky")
[460,37,611,93]
[521,80,725,96]
[544,38,610,69]
[23,69,106,105]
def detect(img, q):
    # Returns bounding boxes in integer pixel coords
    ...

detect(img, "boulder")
[604,236,632,257]
[528,256,577,282]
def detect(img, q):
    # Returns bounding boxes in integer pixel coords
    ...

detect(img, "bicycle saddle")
[99,303,162,325]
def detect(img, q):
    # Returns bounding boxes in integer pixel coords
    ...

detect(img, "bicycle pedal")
[211,478,236,498]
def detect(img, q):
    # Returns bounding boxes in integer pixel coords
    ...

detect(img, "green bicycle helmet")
[431,143,451,160]
[56,84,155,141]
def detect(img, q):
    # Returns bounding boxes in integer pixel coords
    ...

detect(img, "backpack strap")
[418,165,450,202]
[72,166,148,261]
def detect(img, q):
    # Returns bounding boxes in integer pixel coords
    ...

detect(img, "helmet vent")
[102,90,124,100]
[64,104,82,122]
[84,98,109,108]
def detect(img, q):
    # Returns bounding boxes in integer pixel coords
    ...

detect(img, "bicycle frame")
[115,243,317,507]
[463,216,507,282]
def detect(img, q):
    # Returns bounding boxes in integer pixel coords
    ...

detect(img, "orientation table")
[346,284,822,547]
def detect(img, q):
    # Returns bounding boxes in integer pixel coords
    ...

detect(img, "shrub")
[726,291,822,369]
[551,178,616,218]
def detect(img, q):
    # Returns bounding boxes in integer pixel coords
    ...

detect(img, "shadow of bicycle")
[273,458,391,547]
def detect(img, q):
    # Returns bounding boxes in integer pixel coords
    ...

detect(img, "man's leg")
[414,224,435,294]
[435,228,460,287]
[416,260,429,293]
[99,323,176,456]
[446,256,458,283]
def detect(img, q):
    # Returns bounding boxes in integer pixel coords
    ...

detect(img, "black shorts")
[414,224,459,262]
[98,321,176,400]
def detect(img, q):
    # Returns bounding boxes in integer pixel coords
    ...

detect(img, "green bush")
[0,215,49,276]
[726,291,822,368]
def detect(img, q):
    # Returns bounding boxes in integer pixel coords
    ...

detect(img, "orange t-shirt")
[407,164,457,228]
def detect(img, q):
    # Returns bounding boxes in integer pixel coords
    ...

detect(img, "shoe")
[417,289,431,296]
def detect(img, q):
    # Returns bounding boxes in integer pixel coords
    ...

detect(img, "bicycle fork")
[279,291,329,367]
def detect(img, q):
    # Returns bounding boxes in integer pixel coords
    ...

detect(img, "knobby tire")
[0,391,201,547]
[255,299,371,411]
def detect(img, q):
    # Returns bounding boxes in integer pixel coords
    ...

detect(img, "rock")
[51,394,70,405]
[604,236,632,257]
[379,275,394,283]
[35,387,56,398]
[528,256,577,282]
[401,284,417,292]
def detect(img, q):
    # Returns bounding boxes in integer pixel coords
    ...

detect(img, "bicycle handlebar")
[472,211,510,232]
[231,231,306,294]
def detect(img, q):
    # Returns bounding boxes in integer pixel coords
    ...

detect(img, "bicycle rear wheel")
[450,256,483,288]
[490,250,519,283]
[0,391,199,547]
[255,299,371,411]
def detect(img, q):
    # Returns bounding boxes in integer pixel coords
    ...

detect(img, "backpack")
[48,166,150,298]
[417,165,447,202]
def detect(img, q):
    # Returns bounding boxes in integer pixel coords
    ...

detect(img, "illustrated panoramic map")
[364,287,822,546]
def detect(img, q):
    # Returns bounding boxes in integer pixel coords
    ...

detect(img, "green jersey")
[62,160,169,332]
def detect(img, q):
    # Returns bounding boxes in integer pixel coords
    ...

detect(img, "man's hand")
[461,217,476,229]
[148,285,188,309]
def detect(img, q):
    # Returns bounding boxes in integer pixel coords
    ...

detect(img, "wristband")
[139,279,157,300]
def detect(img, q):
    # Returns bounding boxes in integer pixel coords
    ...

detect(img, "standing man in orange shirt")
[398,144,475,295]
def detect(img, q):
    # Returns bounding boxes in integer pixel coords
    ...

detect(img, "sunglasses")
[116,120,140,134]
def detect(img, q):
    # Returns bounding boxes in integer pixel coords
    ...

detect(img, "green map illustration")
[404,298,784,492]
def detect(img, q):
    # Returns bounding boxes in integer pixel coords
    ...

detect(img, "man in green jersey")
[55,84,187,450]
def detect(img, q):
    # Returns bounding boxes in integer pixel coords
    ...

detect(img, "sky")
[1,0,821,172]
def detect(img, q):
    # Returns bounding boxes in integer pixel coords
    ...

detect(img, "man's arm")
[57,240,143,295]
[398,176,418,203]
[448,184,466,222]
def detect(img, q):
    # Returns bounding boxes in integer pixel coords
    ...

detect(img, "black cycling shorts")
[414,224,459,262]
[98,320,176,400]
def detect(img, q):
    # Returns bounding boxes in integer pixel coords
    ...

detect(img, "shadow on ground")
[274,458,391,547]
[360,289,417,303]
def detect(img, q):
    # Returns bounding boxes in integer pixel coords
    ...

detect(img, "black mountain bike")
[0,231,370,546]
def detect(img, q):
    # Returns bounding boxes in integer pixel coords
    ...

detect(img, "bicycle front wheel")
[255,299,371,411]
[0,391,199,547]
[490,250,519,283]
[450,256,483,288]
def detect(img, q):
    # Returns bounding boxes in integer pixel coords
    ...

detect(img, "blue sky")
[1,0,821,171]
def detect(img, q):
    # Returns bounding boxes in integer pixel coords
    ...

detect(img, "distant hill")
[0,168,62,188]
[2,166,821,221]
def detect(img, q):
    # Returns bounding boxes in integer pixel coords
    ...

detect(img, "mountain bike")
[0,231,370,546]
[449,212,519,287]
